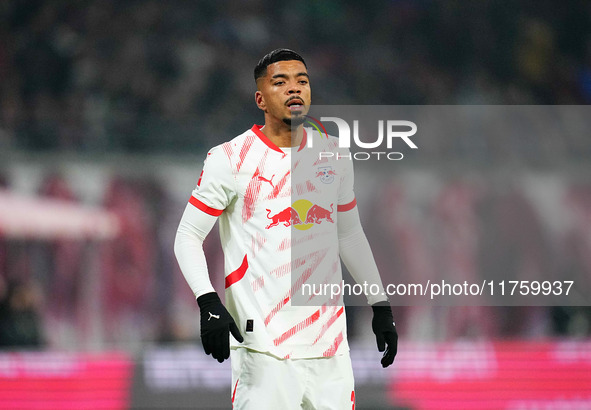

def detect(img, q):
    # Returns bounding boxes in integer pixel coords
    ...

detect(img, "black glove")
[371,302,398,368]
[197,292,243,363]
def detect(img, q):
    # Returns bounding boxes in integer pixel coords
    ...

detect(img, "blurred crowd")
[0,172,201,350]
[0,276,44,347]
[366,177,591,341]
[1,0,590,155]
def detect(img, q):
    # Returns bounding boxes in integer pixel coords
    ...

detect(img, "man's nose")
[287,82,301,94]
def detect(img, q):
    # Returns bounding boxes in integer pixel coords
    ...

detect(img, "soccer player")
[174,49,397,409]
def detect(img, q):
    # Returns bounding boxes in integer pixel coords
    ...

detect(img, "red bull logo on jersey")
[265,199,334,230]
[304,204,334,224]
[315,166,337,184]
[265,207,302,229]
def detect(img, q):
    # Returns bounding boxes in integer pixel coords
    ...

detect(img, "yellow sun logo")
[291,199,314,230]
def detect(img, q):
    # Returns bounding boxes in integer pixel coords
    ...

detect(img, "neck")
[261,116,303,148]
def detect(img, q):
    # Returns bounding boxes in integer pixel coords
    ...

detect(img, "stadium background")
[0,1,590,409]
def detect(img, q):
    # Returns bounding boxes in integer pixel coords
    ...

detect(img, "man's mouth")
[286,98,304,111]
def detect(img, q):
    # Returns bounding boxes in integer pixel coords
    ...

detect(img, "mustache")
[285,96,305,105]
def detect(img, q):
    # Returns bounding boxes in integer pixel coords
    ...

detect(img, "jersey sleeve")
[174,203,218,298]
[190,145,236,215]
[338,206,387,305]
[337,148,357,212]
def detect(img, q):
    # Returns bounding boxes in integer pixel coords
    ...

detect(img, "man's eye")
[299,80,308,85]
[274,81,284,86]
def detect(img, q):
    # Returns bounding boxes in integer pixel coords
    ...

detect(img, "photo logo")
[304,115,329,140]
[303,115,418,160]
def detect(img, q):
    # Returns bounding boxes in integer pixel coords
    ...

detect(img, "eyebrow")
[271,72,309,80]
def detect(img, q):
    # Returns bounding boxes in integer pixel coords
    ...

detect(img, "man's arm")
[174,198,243,363]
[338,205,398,367]
[174,145,243,362]
[338,204,386,305]
[174,203,217,298]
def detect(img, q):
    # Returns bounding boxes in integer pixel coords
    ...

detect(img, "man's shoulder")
[202,126,266,174]
[326,134,341,150]
[207,126,260,158]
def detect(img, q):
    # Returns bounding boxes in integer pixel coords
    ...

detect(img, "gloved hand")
[371,301,398,368]
[197,292,244,362]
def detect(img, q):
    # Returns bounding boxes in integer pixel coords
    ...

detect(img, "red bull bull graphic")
[265,207,302,229]
[304,204,334,224]
[265,199,334,230]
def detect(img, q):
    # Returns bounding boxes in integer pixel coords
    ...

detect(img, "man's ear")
[255,90,266,111]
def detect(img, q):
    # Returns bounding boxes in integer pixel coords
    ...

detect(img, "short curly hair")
[254,49,307,82]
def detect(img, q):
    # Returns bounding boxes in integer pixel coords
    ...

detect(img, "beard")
[283,114,305,127]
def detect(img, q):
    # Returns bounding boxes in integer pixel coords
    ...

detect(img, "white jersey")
[190,125,356,359]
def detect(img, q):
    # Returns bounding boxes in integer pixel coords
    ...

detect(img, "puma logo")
[257,174,275,188]
[208,312,220,321]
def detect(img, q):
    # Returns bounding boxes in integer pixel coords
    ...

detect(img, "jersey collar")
[251,125,307,153]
